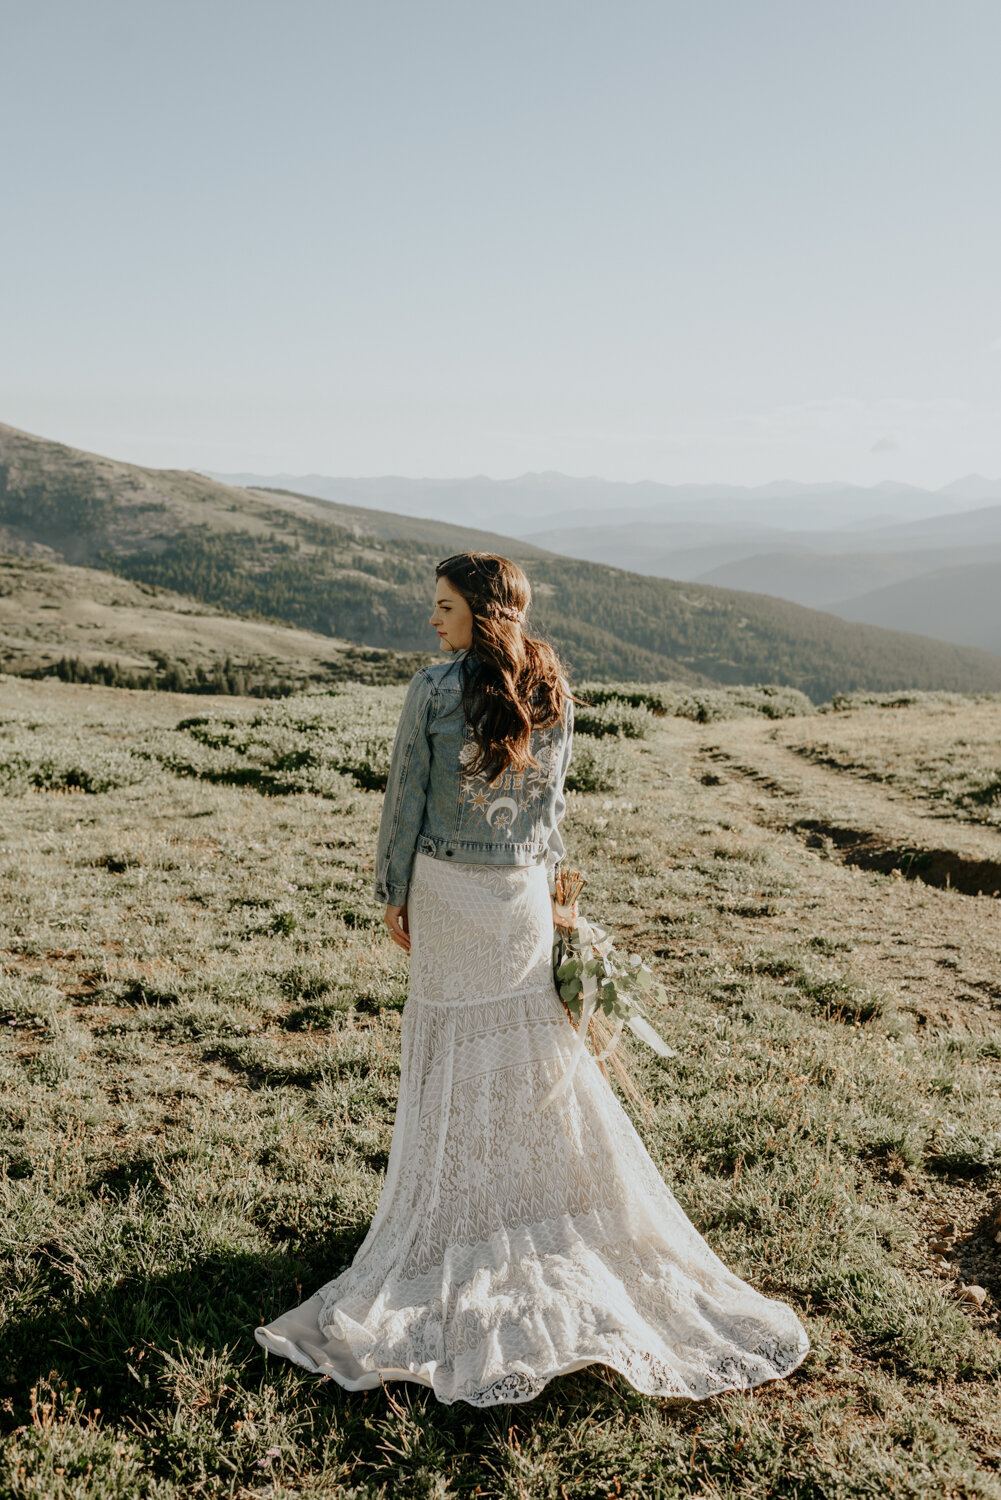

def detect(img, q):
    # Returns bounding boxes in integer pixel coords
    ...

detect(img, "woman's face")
[429,576,474,652]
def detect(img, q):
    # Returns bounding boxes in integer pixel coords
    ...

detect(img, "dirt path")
[645,715,1001,1040]
[647,715,1001,1317]
[699,716,1001,898]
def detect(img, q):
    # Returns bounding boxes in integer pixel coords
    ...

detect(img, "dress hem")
[254,1324,811,1408]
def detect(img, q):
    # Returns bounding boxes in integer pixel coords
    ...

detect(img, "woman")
[256,551,810,1406]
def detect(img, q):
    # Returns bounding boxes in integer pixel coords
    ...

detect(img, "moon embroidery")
[484,796,520,828]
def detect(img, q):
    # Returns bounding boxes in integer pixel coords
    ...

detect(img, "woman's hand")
[551,895,579,931]
[385,904,410,953]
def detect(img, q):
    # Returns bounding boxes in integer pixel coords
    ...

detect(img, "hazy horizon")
[204,466,1000,494]
[3,1,1000,493]
[10,410,1001,504]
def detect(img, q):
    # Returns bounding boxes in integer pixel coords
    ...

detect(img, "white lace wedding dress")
[255,854,810,1406]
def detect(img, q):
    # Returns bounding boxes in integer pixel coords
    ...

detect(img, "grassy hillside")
[5,420,1001,699]
[2,676,1000,1496]
[0,555,429,694]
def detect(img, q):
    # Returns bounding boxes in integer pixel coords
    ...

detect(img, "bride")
[255,550,810,1406]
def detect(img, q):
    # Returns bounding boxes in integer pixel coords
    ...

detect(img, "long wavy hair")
[435,551,571,780]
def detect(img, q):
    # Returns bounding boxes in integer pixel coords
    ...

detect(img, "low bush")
[0,741,154,796]
[573,700,657,739]
[566,738,629,793]
[578,680,815,721]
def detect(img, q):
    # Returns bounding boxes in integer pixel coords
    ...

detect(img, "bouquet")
[544,867,675,1107]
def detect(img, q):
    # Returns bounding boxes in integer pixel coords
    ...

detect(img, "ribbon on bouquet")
[623,1013,675,1057]
[542,962,597,1107]
[542,910,675,1109]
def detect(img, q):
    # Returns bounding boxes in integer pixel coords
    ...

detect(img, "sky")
[2,0,1000,488]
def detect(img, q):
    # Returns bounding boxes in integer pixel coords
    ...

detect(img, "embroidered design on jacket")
[458,733,554,835]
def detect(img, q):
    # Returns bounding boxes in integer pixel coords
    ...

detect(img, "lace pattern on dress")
[255,854,810,1406]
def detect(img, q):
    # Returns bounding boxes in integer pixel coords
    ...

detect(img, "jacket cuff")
[375,881,410,906]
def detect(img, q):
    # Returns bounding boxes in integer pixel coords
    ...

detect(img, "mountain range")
[206,469,1001,655]
[523,504,1001,654]
[3,420,1001,700]
[206,470,1000,535]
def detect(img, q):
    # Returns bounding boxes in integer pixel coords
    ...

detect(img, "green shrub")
[169,689,402,795]
[925,1126,1001,1179]
[578,680,815,722]
[574,700,657,739]
[966,775,1001,808]
[566,738,628,793]
[803,976,887,1024]
[0,742,153,796]
[823,689,998,713]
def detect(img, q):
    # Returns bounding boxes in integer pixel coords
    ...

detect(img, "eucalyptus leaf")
[553,901,676,1069]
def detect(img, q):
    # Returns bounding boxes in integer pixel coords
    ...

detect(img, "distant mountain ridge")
[4,420,1001,700]
[206,469,997,536]
[831,560,1001,655]
[214,468,999,655]
[523,497,1001,655]
[694,543,1001,611]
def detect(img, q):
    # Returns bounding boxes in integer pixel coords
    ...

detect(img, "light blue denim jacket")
[373,650,574,906]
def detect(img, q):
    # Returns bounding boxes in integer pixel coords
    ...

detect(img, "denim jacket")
[373,650,574,906]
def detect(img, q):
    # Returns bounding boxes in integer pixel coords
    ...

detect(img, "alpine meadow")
[9,0,1001,1486]
[2,423,1001,1498]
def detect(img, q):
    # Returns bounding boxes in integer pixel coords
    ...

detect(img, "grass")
[780,695,1001,828]
[1,676,1001,1497]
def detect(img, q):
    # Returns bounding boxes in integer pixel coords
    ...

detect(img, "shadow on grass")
[794,818,1001,899]
[1,1231,366,1431]
[201,1041,329,1089]
[0,1234,676,1499]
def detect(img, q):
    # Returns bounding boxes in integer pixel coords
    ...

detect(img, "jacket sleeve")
[373,671,435,906]
[545,697,574,896]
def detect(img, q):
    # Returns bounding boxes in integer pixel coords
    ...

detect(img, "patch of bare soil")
[700,720,1001,887]
[793,819,1001,898]
[699,722,1001,862]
